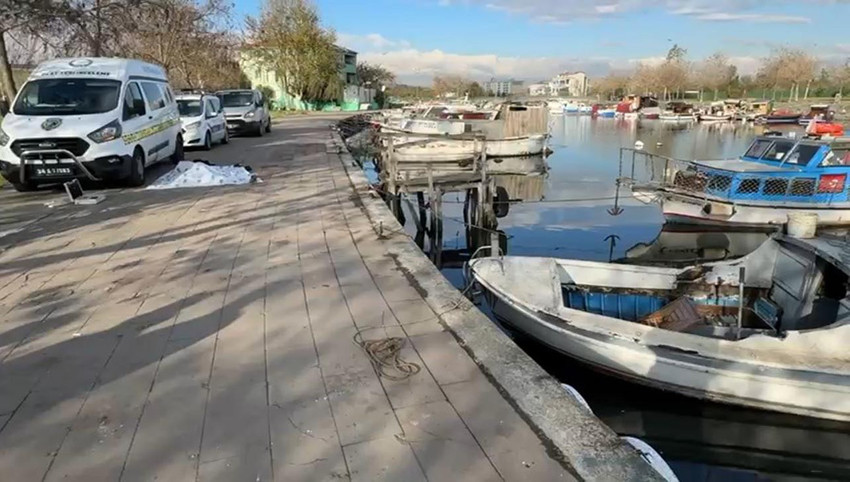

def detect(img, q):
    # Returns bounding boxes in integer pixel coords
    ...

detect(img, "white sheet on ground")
[147,161,256,189]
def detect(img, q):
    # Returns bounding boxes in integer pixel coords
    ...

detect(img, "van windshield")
[177,99,203,117]
[219,92,254,107]
[13,78,121,116]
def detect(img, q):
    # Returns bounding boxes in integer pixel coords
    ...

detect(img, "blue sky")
[233,0,849,84]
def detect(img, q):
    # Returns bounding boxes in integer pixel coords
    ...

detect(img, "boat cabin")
[669,135,850,205]
[749,100,773,116]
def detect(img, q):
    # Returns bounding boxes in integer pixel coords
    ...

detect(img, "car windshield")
[219,92,254,108]
[177,99,202,117]
[13,78,121,116]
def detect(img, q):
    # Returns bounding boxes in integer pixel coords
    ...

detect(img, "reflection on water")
[426,117,847,482]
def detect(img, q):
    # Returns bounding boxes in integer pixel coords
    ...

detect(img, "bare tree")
[698,53,736,100]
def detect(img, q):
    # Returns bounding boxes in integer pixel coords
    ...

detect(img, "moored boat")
[759,109,802,125]
[627,134,850,226]
[390,134,548,162]
[470,234,850,421]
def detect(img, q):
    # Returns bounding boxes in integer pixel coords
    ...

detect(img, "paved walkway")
[0,118,573,481]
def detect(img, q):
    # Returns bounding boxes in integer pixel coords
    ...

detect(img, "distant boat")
[547,100,565,116]
[699,114,733,122]
[759,110,802,125]
[578,103,592,114]
[659,113,695,122]
[597,108,616,118]
[565,101,580,114]
[799,104,833,125]
[471,233,850,421]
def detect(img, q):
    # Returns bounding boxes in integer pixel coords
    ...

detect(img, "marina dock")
[0,115,657,481]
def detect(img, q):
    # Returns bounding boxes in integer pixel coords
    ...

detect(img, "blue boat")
[628,134,850,226]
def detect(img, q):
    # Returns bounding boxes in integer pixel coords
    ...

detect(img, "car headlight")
[87,119,122,144]
[185,121,201,130]
[244,111,255,119]
[0,125,9,146]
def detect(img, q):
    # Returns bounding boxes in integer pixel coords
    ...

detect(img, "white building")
[484,78,524,97]
[528,83,548,96]
[548,72,589,97]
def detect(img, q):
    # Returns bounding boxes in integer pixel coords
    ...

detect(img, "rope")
[353,326,421,381]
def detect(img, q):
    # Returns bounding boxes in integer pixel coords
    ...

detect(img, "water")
[362,117,850,481]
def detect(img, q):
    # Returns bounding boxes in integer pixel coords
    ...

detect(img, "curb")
[328,133,664,482]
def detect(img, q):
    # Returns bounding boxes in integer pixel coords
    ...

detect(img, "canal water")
[363,117,850,481]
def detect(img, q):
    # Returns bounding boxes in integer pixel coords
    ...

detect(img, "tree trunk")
[0,34,17,103]
[803,79,811,100]
[714,88,718,101]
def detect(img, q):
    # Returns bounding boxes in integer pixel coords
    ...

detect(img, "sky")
[233,0,850,85]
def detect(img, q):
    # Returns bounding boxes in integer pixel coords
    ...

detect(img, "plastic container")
[787,212,818,238]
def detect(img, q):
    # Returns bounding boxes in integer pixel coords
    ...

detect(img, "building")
[548,72,589,97]
[527,83,548,96]
[239,46,375,111]
[483,78,524,97]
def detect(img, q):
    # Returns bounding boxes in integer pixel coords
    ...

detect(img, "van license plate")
[34,167,72,177]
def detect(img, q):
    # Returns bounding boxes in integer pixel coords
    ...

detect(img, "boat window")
[820,147,850,167]
[761,140,795,162]
[784,144,820,165]
[744,139,772,158]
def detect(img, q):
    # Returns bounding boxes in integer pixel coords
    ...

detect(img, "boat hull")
[477,278,850,422]
[658,192,850,227]
[391,134,548,162]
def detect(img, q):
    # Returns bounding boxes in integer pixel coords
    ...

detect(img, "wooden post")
[434,186,443,268]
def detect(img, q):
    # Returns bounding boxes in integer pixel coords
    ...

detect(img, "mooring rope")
[353,326,421,381]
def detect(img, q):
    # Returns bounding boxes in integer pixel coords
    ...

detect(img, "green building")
[240,46,375,111]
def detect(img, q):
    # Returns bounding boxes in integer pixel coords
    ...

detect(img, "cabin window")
[763,178,789,196]
[820,148,850,167]
[761,141,795,162]
[736,178,761,194]
[785,144,820,165]
[744,139,772,158]
[789,178,816,196]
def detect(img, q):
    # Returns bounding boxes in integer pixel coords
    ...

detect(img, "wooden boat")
[470,234,850,421]
[628,135,850,227]
[659,113,695,122]
[760,110,802,125]
[390,134,548,162]
[699,114,732,122]
[799,104,833,125]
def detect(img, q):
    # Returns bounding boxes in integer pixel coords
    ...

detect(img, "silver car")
[216,89,271,137]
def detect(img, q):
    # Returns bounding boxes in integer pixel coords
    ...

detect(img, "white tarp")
[147,161,256,189]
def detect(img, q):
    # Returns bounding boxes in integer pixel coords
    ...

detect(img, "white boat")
[547,100,565,116]
[381,118,466,135]
[565,101,580,114]
[390,134,548,162]
[699,114,733,122]
[470,234,850,421]
[659,113,695,122]
[578,103,592,115]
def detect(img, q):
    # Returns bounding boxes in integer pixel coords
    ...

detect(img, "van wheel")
[170,136,184,164]
[128,147,145,187]
[10,181,37,192]
[265,118,271,133]
[203,131,212,151]
[222,129,229,145]
[255,121,264,137]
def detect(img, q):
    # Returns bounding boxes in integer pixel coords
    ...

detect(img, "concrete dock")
[0,115,656,481]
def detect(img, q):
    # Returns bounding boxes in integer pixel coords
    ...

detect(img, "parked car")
[176,93,227,150]
[0,57,183,191]
[216,89,271,137]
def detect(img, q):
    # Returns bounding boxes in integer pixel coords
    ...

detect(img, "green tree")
[246,0,341,106]
[467,81,485,98]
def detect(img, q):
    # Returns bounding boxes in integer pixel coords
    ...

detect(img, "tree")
[467,81,485,98]
[759,48,817,100]
[0,0,71,100]
[593,73,629,99]
[356,61,395,87]
[246,0,341,106]
[697,53,736,100]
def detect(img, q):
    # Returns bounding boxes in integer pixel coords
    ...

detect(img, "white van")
[0,58,183,191]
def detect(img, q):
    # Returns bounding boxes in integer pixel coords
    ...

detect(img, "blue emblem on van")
[41,118,62,131]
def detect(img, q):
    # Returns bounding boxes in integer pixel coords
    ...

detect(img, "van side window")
[141,82,166,111]
[210,97,221,113]
[123,82,146,120]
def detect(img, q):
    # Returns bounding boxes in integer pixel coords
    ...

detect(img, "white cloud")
[359,48,615,84]
[447,0,844,24]
[336,33,411,52]
[693,12,810,23]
